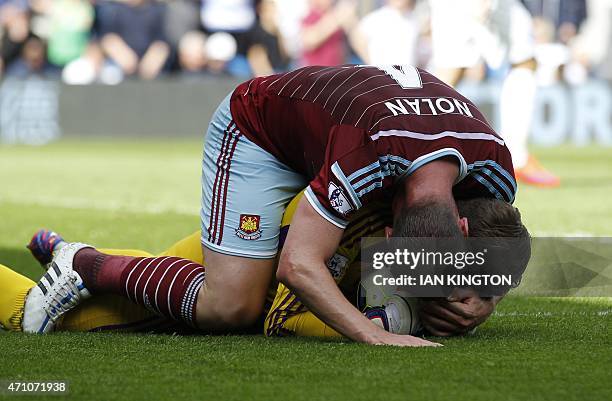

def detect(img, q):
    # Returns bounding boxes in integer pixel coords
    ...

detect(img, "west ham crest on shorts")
[235,214,262,240]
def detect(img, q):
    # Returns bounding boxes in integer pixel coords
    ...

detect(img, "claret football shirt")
[230,65,515,228]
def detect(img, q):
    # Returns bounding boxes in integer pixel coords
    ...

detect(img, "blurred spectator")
[245,0,289,76]
[205,32,237,75]
[352,0,419,65]
[177,31,238,78]
[572,0,612,81]
[5,36,51,77]
[38,0,94,68]
[601,7,612,81]
[177,30,208,76]
[200,0,255,56]
[523,0,587,43]
[275,0,307,61]
[300,0,358,66]
[61,43,104,84]
[201,0,255,33]
[526,0,592,85]
[163,0,201,50]
[0,0,30,77]
[0,0,607,83]
[532,16,569,85]
[97,0,170,80]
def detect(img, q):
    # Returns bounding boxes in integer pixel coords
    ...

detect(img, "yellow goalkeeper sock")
[0,264,35,332]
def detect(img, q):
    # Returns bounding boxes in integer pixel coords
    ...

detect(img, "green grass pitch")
[0,140,610,401]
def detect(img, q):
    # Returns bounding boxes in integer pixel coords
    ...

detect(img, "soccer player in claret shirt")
[24,65,519,347]
[1,192,529,336]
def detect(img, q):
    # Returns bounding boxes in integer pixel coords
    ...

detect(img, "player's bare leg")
[194,249,275,330]
[22,238,278,333]
[503,58,559,187]
[19,229,182,333]
[22,235,208,332]
[18,229,215,334]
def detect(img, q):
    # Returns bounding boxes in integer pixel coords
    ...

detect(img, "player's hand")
[372,331,443,347]
[334,0,358,30]
[419,296,496,337]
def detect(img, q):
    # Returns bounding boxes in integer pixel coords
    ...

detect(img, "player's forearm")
[277,259,383,344]
[247,45,274,77]
[139,41,170,80]
[348,28,369,64]
[301,14,342,51]
[100,34,138,75]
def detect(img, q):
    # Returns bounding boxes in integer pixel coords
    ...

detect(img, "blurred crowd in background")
[0,0,610,85]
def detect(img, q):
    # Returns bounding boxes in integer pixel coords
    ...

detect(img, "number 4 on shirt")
[360,64,423,89]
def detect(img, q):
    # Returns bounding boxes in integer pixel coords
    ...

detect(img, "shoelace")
[43,272,81,322]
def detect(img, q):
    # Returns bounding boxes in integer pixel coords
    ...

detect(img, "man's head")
[388,196,530,292]
[391,200,464,238]
[389,158,467,238]
[457,197,531,286]
[387,158,529,242]
[388,195,529,240]
[455,197,529,239]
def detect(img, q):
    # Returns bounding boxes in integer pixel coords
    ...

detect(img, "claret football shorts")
[200,93,307,259]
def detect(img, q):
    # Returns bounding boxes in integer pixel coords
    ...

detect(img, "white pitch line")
[493,310,611,317]
[0,196,198,216]
[531,231,612,237]
[1,196,612,235]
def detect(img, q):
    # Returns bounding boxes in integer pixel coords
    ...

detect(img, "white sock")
[499,67,536,169]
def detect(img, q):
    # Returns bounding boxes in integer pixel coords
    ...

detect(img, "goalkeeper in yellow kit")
[1,192,528,337]
[0,192,385,336]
